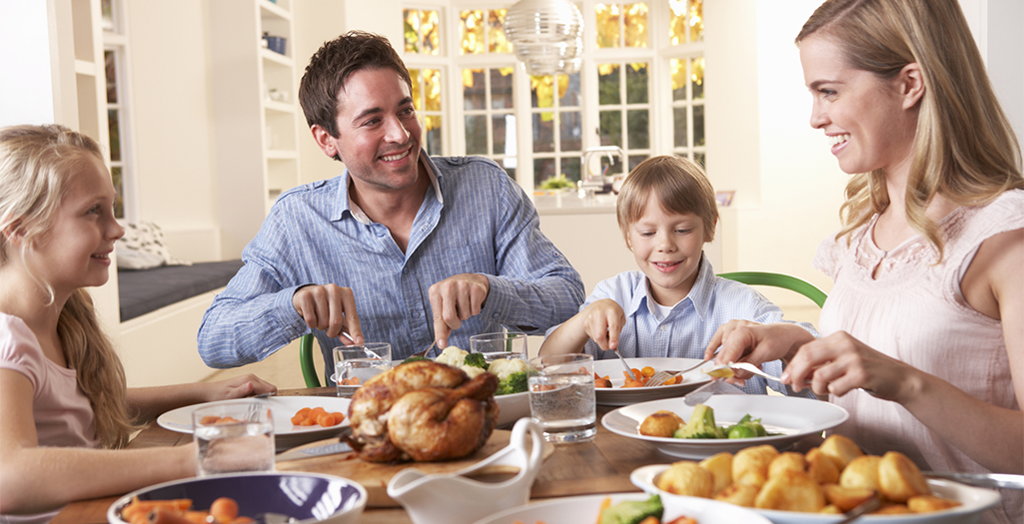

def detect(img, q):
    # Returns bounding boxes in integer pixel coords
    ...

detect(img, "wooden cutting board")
[275,429,553,508]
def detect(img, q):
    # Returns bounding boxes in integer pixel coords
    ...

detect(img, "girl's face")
[800,34,918,178]
[626,193,707,306]
[28,155,124,294]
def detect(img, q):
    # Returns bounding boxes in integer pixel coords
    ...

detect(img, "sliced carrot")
[640,366,655,377]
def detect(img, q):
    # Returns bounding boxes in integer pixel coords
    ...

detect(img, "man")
[198,31,583,374]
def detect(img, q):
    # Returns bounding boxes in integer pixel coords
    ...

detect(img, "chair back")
[717,271,827,308]
[299,334,322,387]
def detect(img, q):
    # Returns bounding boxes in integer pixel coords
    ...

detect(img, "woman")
[707,1,1022,522]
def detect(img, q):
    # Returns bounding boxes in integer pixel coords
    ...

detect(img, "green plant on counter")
[538,174,575,190]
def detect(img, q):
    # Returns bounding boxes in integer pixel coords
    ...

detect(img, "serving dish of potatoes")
[630,435,1001,524]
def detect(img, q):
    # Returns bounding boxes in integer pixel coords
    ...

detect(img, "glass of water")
[192,401,275,476]
[528,353,596,443]
[332,342,392,394]
[470,331,528,360]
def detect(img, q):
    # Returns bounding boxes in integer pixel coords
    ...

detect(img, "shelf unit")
[209,0,302,258]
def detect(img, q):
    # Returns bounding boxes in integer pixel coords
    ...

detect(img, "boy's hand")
[203,374,277,402]
[580,299,626,350]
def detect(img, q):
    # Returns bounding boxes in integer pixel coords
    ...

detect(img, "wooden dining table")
[53,386,677,524]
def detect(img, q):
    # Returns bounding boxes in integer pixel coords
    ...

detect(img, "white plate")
[631,465,1001,524]
[474,492,772,524]
[593,357,711,406]
[157,396,350,450]
[601,395,848,459]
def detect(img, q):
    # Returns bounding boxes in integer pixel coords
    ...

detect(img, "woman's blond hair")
[797,0,1023,259]
[0,124,136,449]
[617,155,719,242]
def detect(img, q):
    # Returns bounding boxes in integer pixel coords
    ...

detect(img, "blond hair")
[797,0,1024,259]
[0,124,136,448]
[616,155,719,241]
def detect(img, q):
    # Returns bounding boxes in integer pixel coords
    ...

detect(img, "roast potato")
[839,455,882,492]
[699,452,733,495]
[656,460,715,498]
[754,470,826,512]
[878,451,930,502]
[639,410,685,438]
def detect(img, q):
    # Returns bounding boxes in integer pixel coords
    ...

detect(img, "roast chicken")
[344,360,499,462]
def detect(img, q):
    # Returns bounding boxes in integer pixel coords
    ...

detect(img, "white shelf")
[264,100,295,113]
[260,48,292,66]
[265,149,298,160]
[259,0,291,21]
[74,59,97,76]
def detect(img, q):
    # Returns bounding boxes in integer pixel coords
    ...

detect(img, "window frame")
[101,0,135,220]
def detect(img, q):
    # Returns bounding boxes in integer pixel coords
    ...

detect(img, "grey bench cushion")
[118,260,243,321]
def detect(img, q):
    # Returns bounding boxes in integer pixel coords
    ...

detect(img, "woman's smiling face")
[800,34,919,177]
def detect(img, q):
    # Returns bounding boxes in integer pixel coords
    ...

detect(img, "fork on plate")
[703,361,784,382]
[644,347,722,387]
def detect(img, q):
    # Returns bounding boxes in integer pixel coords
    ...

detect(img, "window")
[102,0,131,219]
[400,0,705,190]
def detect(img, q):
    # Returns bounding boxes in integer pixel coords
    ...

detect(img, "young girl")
[540,155,813,395]
[0,124,276,521]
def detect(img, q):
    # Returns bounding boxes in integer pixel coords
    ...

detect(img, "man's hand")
[428,273,490,347]
[292,284,364,343]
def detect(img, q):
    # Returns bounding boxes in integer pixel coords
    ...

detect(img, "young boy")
[540,155,813,394]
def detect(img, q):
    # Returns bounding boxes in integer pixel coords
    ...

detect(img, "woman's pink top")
[815,189,1023,524]
[0,313,98,448]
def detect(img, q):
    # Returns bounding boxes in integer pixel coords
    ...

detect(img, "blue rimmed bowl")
[107,471,366,524]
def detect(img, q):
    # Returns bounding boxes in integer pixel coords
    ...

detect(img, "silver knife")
[275,441,352,462]
[924,471,1024,490]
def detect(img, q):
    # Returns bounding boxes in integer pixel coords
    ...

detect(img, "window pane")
[460,10,485,55]
[691,57,704,100]
[465,115,487,154]
[559,72,581,107]
[562,157,581,183]
[498,157,516,180]
[628,155,646,171]
[488,9,511,53]
[595,3,621,48]
[668,0,703,44]
[625,63,648,104]
[623,3,648,48]
[598,64,620,105]
[111,165,124,218]
[673,106,688,148]
[627,109,649,149]
[491,68,513,109]
[530,76,555,109]
[492,114,513,155]
[599,110,621,146]
[104,50,117,103]
[689,0,704,43]
[560,111,582,151]
[422,69,441,111]
[421,10,440,55]
[671,58,686,101]
[693,104,705,146]
[694,151,706,169]
[403,9,420,53]
[463,69,486,110]
[532,113,555,153]
[107,109,121,161]
[425,115,443,155]
[533,157,556,187]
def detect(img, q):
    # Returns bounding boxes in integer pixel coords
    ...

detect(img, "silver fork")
[704,361,784,382]
[645,347,721,387]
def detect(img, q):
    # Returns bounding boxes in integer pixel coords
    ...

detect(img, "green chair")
[717,271,827,308]
[299,334,322,387]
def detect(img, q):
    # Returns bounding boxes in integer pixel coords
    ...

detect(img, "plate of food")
[629,435,1001,524]
[157,396,350,450]
[593,357,711,406]
[601,395,848,459]
[474,492,772,524]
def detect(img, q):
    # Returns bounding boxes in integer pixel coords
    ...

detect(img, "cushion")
[118,260,244,321]
[116,221,189,269]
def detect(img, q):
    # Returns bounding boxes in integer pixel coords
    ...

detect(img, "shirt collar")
[331,150,442,223]
[623,254,716,320]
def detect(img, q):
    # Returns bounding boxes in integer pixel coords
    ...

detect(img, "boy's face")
[626,194,707,306]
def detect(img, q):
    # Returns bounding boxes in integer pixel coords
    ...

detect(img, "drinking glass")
[192,402,275,476]
[332,342,392,394]
[527,353,596,443]
[470,331,528,360]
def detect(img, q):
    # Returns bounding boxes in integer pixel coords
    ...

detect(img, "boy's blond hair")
[616,155,718,241]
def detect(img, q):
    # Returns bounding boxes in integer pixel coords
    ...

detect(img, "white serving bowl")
[474,492,772,524]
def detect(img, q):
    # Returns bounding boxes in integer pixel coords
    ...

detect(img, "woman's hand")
[706,321,815,367]
[202,374,277,402]
[783,331,921,401]
[580,299,626,351]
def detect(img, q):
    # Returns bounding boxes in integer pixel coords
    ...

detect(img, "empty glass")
[192,401,274,476]
[332,342,392,394]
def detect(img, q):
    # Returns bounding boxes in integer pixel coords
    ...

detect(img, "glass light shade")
[505,0,584,75]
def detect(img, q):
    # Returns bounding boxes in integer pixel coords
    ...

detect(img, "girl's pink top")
[0,313,99,448]
[815,189,1023,524]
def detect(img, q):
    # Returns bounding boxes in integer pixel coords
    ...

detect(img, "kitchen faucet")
[579,146,625,198]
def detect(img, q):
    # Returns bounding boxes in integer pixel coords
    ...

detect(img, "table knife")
[924,471,1024,490]
[276,441,352,462]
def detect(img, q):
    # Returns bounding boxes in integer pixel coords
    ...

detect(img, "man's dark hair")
[298,31,413,137]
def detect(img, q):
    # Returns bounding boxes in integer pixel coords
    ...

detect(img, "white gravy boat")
[387,417,544,524]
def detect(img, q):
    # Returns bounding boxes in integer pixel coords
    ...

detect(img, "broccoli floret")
[496,371,529,395]
[402,355,429,364]
[725,413,767,438]
[463,352,488,370]
[598,494,664,524]
[674,404,726,439]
